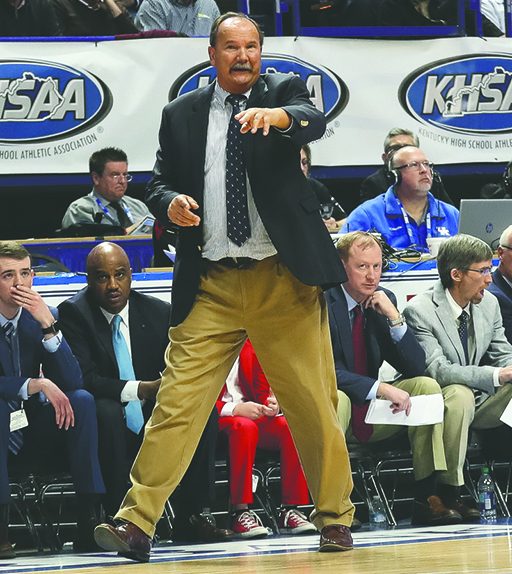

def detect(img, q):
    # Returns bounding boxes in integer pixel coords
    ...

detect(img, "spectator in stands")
[61,147,151,236]
[300,144,346,232]
[343,145,459,252]
[218,340,316,538]
[480,160,512,200]
[327,231,475,525]
[404,234,512,522]
[135,0,219,36]
[0,0,61,36]
[51,0,138,35]
[480,0,505,34]
[379,0,503,36]
[0,241,105,558]
[489,225,512,343]
[360,127,452,205]
[58,242,231,542]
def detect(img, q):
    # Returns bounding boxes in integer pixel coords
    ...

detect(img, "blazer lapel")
[328,286,355,371]
[188,84,215,213]
[128,299,146,377]
[0,326,13,376]
[494,268,512,301]
[432,283,467,364]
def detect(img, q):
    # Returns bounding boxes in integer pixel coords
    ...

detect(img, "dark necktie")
[351,305,373,442]
[3,322,24,454]
[111,315,144,434]
[458,310,470,364]
[225,94,251,246]
[110,201,132,229]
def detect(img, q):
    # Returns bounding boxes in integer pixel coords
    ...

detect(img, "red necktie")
[351,305,373,442]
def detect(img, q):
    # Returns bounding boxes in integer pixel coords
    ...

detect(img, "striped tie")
[3,322,24,454]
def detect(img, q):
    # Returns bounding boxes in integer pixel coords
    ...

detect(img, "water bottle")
[478,466,497,522]
[369,495,388,529]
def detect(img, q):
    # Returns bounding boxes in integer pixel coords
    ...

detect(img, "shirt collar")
[384,186,447,220]
[213,81,252,107]
[445,288,471,321]
[341,284,359,313]
[100,301,130,326]
[0,308,22,331]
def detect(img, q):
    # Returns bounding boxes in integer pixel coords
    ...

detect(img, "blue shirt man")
[344,146,459,252]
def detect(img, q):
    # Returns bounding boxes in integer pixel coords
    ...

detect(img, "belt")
[212,257,259,269]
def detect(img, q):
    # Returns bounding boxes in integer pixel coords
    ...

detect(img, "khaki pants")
[117,256,354,536]
[337,377,448,482]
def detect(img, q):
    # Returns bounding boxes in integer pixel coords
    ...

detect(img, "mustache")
[231,64,252,72]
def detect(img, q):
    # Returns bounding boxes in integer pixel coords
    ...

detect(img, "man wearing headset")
[342,146,459,252]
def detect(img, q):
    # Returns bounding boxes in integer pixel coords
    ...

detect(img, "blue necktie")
[225,94,251,246]
[111,315,144,435]
[3,322,24,454]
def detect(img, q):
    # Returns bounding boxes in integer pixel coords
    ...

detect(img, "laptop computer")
[458,199,512,249]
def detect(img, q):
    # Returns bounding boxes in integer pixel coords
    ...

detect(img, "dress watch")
[387,314,405,328]
[42,321,60,336]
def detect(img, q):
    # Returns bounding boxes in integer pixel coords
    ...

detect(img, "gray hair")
[383,127,419,154]
[437,234,493,288]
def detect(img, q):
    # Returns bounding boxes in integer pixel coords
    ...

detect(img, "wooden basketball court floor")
[2,521,512,574]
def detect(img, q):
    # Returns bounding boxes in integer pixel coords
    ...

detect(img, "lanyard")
[94,197,134,225]
[395,196,432,249]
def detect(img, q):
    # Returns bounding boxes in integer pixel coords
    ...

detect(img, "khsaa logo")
[401,55,512,134]
[169,55,348,120]
[0,60,111,143]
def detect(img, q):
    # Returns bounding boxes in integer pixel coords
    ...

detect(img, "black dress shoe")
[173,513,233,543]
[411,496,463,526]
[319,524,353,552]
[0,541,15,560]
[94,521,152,563]
[445,498,481,522]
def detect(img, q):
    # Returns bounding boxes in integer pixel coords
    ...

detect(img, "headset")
[385,150,402,187]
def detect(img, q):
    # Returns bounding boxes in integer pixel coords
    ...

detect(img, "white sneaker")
[278,508,317,535]
[231,510,269,539]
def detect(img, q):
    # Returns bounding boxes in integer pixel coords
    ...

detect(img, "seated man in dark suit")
[0,241,104,558]
[489,225,512,342]
[58,242,230,542]
[326,231,476,526]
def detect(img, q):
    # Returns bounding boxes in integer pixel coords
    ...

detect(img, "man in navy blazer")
[95,12,354,561]
[58,242,230,542]
[489,225,512,343]
[326,231,471,526]
[0,241,104,558]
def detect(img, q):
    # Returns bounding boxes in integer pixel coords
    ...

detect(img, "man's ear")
[451,268,462,283]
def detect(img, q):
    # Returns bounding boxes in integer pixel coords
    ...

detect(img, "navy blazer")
[146,73,346,326]
[488,268,512,344]
[58,288,171,401]
[0,307,82,412]
[325,285,426,404]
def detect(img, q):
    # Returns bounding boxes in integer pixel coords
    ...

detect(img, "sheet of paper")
[499,397,512,428]
[365,394,444,426]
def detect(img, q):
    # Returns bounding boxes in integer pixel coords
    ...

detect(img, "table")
[22,235,154,273]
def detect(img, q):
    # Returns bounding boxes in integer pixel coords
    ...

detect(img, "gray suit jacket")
[404,280,512,398]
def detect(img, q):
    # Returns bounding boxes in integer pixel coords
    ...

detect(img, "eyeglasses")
[394,161,434,172]
[461,266,493,276]
[108,173,133,182]
[500,244,512,251]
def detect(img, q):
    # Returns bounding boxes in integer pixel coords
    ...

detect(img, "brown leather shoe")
[94,521,152,563]
[319,524,353,552]
[173,513,234,543]
[445,498,481,522]
[411,495,463,526]
[0,541,15,560]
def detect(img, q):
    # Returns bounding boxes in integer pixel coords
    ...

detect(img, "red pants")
[219,415,310,506]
